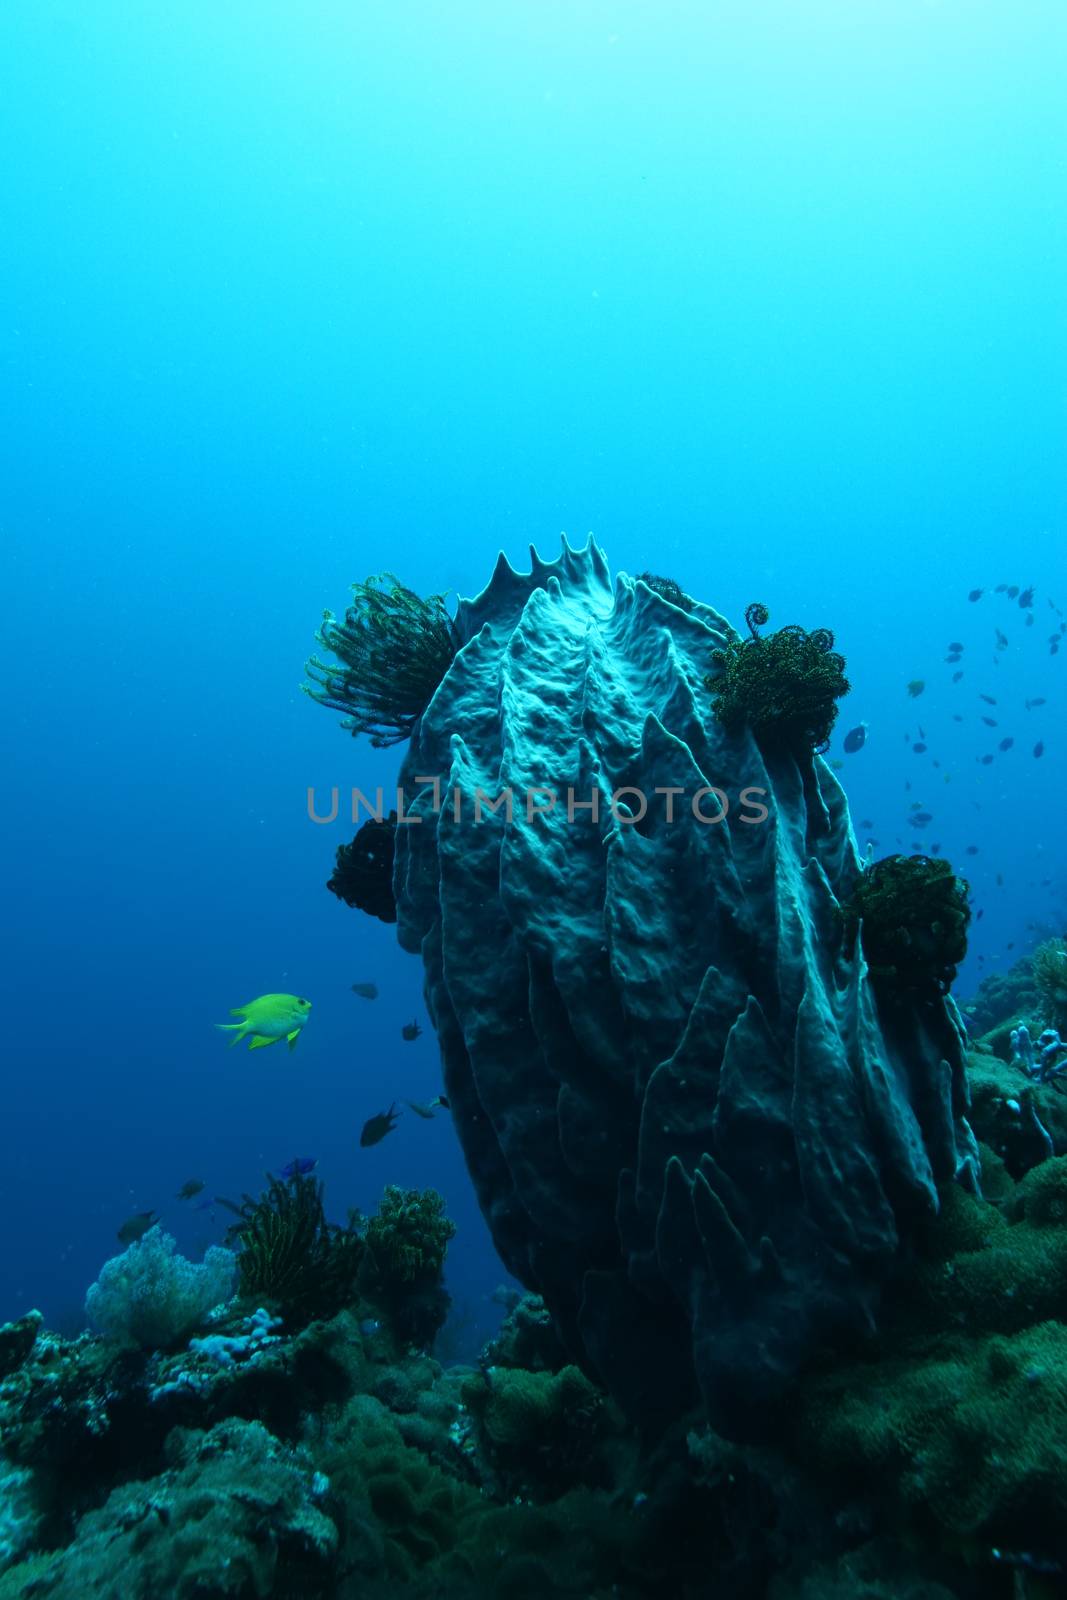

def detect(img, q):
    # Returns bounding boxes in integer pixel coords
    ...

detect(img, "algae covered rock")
[0,1419,336,1599]
[394,538,978,1433]
[0,1316,41,1385]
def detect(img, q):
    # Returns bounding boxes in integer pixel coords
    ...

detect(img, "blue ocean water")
[1,0,1064,1349]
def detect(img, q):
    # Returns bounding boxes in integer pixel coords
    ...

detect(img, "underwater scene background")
[2,3,1066,1596]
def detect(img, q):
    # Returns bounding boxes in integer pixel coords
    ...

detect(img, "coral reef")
[303,574,457,747]
[797,1158,1067,1571]
[0,1420,337,1598]
[960,951,1040,1037]
[327,813,398,922]
[0,1317,40,1385]
[393,538,978,1436]
[6,1115,1067,1598]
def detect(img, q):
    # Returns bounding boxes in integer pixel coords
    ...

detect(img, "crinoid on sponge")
[706,602,850,754]
[303,573,458,747]
[327,812,397,922]
[634,571,686,606]
[224,1172,363,1331]
[840,853,971,995]
[365,1187,455,1285]
[362,1187,456,1350]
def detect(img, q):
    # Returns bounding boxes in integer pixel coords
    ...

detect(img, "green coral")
[224,1173,363,1332]
[302,573,457,747]
[0,1420,337,1599]
[839,852,971,995]
[460,1365,609,1499]
[364,1187,455,1286]
[797,1157,1067,1562]
[705,603,850,754]
[1033,936,1067,1030]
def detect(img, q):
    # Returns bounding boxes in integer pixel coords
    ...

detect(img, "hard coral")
[706,603,850,754]
[303,573,457,747]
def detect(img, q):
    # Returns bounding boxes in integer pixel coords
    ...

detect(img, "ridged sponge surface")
[395,538,977,1433]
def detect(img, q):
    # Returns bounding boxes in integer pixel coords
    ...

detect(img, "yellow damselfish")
[215,993,311,1052]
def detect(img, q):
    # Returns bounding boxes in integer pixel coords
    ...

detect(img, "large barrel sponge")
[394,537,978,1435]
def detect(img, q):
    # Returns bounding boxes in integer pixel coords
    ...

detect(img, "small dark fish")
[906,679,925,698]
[947,642,964,652]
[994,583,1007,593]
[401,1019,422,1041]
[859,819,874,829]
[951,714,964,722]
[912,743,928,754]
[980,754,994,765]
[952,670,964,683]
[405,1099,437,1120]
[434,1094,450,1111]
[996,873,1003,886]
[351,982,378,1000]
[981,716,997,727]
[1006,585,1019,599]
[279,1157,317,1179]
[995,630,1009,650]
[1018,586,1035,607]
[117,1210,159,1245]
[976,909,984,920]
[176,1179,205,1201]
[979,694,997,705]
[842,723,867,754]
[999,737,1014,752]
[910,812,933,825]
[1025,613,1034,627]
[360,1104,400,1147]
[1034,741,1045,758]
[967,589,983,602]
[1025,697,1046,709]
[965,846,979,855]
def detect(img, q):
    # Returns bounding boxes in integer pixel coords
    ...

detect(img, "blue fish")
[279,1156,318,1179]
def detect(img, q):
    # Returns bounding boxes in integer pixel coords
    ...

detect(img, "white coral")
[85,1227,236,1351]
